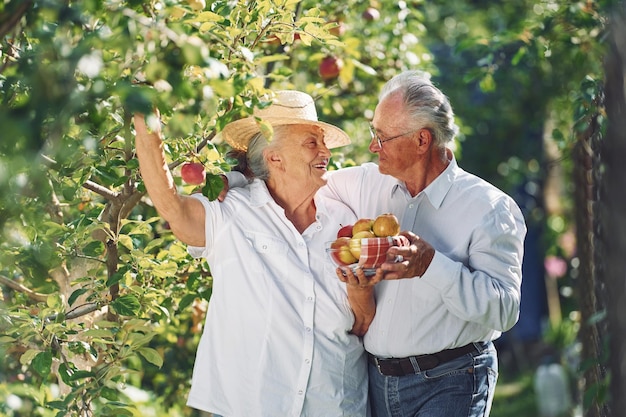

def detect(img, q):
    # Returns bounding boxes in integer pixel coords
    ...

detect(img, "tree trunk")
[574,111,609,417]
[602,5,626,417]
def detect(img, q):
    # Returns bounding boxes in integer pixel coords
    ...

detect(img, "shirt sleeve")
[186,193,222,259]
[320,164,373,214]
[421,197,527,332]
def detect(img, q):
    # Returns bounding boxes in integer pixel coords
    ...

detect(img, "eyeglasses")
[369,125,421,149]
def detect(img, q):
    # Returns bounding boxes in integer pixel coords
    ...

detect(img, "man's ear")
[418,128,432,147]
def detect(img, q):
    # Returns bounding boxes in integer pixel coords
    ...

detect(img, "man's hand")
[217,175,229,202]
[379,231,435,279]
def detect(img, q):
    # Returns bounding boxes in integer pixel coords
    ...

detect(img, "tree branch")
[0,0,33,41]
[83,180,120,201]
[0,275,48,302]
[46,302,102,322]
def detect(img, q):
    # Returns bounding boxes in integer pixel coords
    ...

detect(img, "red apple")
[372,213,400,237]
[329,20,346,37]
[181,162,205,185]
[330,237,358,265]
[349,230,376,259]
[352,218,374,235]
[362,7,380,21]
[336,224,353,238]
[319,56,343,80]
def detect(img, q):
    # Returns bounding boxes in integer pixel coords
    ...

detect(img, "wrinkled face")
[370,91,422,178]
[271,124,332,190]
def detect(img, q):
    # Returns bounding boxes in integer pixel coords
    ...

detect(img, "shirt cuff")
[224,170,248,188]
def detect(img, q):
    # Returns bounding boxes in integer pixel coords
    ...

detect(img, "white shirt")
[185,179,368,417]
[320,156,526,358]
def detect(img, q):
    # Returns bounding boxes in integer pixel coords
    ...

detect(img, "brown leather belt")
[367,343,482,376]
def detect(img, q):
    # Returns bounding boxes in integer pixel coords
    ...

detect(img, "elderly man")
[320,71,526,417]
[133,90,373,417]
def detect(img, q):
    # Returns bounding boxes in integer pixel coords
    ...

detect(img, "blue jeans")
[368,342,498,417]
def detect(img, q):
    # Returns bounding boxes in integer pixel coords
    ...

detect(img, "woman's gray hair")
[379,71,459,147]
[246,132,272,181]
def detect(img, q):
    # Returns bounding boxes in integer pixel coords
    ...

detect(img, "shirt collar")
[391,150,459,209]
[422,152,458,209]
[249,179,329,221]
[249,179,274,207]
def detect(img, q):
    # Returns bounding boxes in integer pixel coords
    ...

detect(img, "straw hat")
[220,90,351,151]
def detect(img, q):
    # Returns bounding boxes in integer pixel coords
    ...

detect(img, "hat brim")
[221,117,351,151]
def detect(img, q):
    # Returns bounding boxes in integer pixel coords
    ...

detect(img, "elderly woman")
[133,90,373,417]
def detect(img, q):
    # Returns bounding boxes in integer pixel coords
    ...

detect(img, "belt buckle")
[374,357,384,375]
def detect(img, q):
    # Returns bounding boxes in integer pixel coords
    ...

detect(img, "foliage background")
[0,0,619,416]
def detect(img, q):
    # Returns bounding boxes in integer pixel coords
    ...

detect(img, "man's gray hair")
[379,71,459,147]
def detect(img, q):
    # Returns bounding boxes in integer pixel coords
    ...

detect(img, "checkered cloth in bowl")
[357,235,410,268]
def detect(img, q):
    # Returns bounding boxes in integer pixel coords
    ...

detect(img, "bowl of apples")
[327,213,409,277]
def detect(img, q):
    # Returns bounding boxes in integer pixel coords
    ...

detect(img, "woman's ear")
[264,148,283,170]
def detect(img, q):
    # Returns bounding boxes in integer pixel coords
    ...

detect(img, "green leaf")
[20,349,40,365]
[201,173,225,201]
[111,295,141,316]
[185,11,224,24]
[479,73,496,92]
[127,331,156,347]
[47,293,63,308]
[511,46,527,66]
[100,386,119,401]
[100,404,134,416]
[137,347,163,367]
[66,370,96,381]
[118,234,134,251]
[107,266,129,287]
[179,293,197,310]
[47,400,70,410]
[68,288,88,306]
[83,328,115,338]
[32,350,53,376]
[82,240,104,257]
[123,85,155,115]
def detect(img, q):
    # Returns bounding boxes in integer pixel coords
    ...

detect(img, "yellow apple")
[330,237,358,265]
[348,230,375,259]
[372,213,401,237]
[187,0,206,11]
[352,218,374,235]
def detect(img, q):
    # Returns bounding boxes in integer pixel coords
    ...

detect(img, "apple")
[319,56,343,80]
[373,213,400,237]
[181,162,206,185]
[329,20,346,37]
[362,7,380,21]
[264,34,281,45]
[330,237,358,265]
[187,0,206,11]
[336,224,353,238]
[349,230,376,259]
[352,218,374,235]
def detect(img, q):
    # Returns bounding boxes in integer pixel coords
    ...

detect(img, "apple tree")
[0,1,433,415]
[3,0,622,416]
